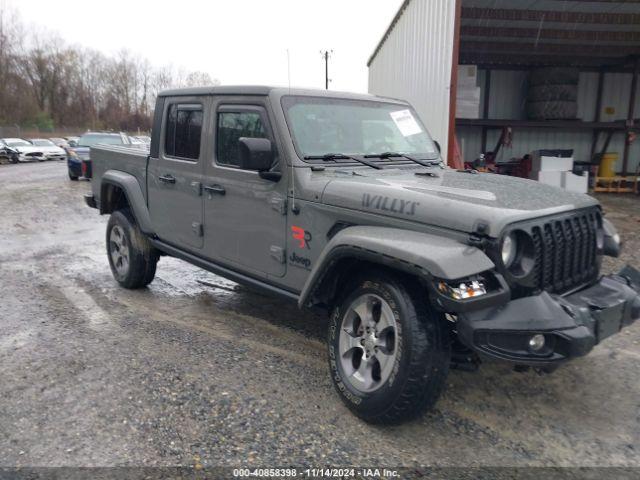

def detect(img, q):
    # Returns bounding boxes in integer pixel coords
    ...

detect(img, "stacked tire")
[526,67,579,120]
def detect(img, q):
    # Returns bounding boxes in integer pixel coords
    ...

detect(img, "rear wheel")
[328,271,450,424]
[106,209,158,289]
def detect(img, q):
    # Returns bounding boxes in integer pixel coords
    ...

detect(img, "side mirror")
[434,140,441,153]
[238,137,273,171]
[68,140,77,147]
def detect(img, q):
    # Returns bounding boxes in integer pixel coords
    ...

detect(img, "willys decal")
[362,194,420,216]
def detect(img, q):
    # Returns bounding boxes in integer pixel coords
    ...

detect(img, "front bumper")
[20,153,45,162]
[84,194,97,209]
[457,266,640,367]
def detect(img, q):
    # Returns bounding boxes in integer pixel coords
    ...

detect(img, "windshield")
[32,140,55,146]
[78,134,124,147]
[282,96,439,162]
[6,140,31,147]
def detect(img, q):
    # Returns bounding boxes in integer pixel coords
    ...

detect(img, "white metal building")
[368,0,640,175]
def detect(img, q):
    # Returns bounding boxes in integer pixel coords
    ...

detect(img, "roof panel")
[369,0,640,69]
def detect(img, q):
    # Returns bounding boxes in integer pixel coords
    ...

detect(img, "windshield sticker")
[389,109,422,137]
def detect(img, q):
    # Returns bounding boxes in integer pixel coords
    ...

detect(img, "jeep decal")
[289,251,311,270]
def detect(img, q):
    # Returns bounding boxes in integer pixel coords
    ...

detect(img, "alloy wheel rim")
[338,293,398,393]
[109,225,130,277]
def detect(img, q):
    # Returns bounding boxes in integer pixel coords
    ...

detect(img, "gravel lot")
[0,161,639,469]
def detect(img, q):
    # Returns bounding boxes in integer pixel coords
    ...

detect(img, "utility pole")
[320,50,333,90]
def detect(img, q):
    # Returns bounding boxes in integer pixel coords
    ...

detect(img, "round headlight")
[501,233,517,267]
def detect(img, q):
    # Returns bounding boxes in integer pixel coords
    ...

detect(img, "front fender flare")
[298,226,495,308]
[101,170,154,235]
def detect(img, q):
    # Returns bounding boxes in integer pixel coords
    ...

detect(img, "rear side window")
[164,104,203,160]
[216,111,267,167]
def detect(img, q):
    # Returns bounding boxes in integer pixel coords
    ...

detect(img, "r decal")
[291,226,312,249]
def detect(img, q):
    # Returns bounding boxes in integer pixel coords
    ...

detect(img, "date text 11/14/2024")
[232,467,400,477]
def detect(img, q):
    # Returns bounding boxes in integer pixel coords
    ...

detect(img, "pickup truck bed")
[91,145,150,206]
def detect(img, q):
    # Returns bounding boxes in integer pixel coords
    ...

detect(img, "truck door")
[203,102,287,278]
[148,98,208,250]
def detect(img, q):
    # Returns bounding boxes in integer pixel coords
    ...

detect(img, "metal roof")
[158,85,276,97]
[369,0,640,70]
[158,85,408,103]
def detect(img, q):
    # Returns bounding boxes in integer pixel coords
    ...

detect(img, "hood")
[13,145,44,154]
[36,145,65,154]
[320,168,599,237]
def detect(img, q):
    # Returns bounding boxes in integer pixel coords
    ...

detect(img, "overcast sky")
[8,0,403,93]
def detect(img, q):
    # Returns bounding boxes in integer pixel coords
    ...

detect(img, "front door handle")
[158,174,176,184]
[204,184,226,195]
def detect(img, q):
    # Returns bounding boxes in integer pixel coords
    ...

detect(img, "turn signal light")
[438,279,487,300]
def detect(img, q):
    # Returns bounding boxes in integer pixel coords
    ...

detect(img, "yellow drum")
[599,152,618,178]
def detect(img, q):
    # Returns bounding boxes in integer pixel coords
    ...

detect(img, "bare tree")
[0,6,220,131]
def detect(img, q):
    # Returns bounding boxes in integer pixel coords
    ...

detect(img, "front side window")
[164,104,203,160]
[281,96,439,161]
[32,140,55,146]
[216,111,267,167]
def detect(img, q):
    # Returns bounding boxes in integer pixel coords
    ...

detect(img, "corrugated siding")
[457,70,640,174]
[368,0,457,161]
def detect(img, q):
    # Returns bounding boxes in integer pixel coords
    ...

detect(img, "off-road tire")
[106,209,158,289]
[328,271,450,424]
[526,100,578,120]
[529,67,579,86]
[527,84,578,103]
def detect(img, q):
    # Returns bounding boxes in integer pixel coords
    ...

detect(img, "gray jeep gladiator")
[85,86,640,424]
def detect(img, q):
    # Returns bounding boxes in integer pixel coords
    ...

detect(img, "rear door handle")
[159,174,176,184]
[204,184,226,195]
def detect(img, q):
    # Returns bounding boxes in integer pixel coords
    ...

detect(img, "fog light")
[528,334,546,352]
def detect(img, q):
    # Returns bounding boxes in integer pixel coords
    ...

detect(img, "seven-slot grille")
[530,208,601,293]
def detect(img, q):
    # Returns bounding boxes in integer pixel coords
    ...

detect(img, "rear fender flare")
[101,170,154,235]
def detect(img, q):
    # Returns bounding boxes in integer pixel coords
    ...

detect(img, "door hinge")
[269,195,287,215]
[191,181,202,196]
[192,222,203,237]
[270,246,286,263]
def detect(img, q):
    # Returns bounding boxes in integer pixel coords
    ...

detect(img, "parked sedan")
[49,137,70,149]
[29,139,67,161]
[0,141,20,164]
[67,132,131,180]
[0,138,47,162]
[65,136,80,147]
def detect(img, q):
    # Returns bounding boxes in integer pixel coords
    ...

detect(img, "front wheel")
[328,272,450,424]
[106,209,159,289]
